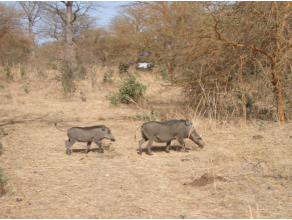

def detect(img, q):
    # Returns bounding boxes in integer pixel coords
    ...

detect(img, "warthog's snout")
[191,136,205,148]
[111,138,116,142]
[197,138,205,147]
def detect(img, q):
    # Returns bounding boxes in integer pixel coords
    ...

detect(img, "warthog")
[138,120,205,155]
[65,125,115,155]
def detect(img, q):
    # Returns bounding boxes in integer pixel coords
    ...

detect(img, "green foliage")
[5,94,12,99]
[76,65,87,80]
[0,142,3,156]
[24,87,30,94]
[20,66,26,78]
[136,111,156,121]
[103,70,113,82]
[159,68,169,81]
[107,74,146,105]
[60,62,76,94]
[80,91,86,102]
[118,74,146,104]
[50,63,58,70]
[0,128,9,138]
[119,63,129,75]
[0,166,9,183]
[4,64,13,81]
[106,92,119,105]
[179,214,187,219]
[104,143,114,152]
[37,67,47,79]
[0,165,9,196]
[122,75,144,102]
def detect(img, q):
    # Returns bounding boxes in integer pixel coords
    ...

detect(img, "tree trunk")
[271,67,285,122]
[64,1,76,65]
[273,79,285,122]
[28,20,35,57]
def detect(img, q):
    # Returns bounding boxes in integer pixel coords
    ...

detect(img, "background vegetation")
[0,1,291,121]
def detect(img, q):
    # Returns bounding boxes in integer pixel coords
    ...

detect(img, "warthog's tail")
[134,126,141,141]
[54,122,67,132]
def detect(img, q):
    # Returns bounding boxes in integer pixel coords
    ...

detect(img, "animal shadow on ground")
[183,173,227,187]
[71,148,104,153]
[137,145,193,154]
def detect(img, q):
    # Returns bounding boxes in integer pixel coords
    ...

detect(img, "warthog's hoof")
[165,150,170,153]
[147,152,153,156]
[99,148,104,153]
[66,149,71,155]
[137,151,142,155]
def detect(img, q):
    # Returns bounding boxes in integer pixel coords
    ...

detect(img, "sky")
[94,1,130,28]
[2,1,130,28]
[1,1,131,43]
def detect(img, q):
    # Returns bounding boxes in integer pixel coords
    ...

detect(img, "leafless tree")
[18,1,42,46]
[43,1,96,64]
[203,2,292,122]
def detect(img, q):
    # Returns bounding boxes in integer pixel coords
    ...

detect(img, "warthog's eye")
[102,128,105,132]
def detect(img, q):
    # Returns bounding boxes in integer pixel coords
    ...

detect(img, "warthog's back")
[67,125,107,142]
[142,120,187,142]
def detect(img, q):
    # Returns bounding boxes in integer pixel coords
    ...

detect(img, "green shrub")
[4,64,13,80]
[80,91,86,102]
[60,62,76,94]
[24,87,30,94]
[118,74,146,104]
[20,66,26,78]
[119,63,129,75]
[103,70,113,82]
[136,111,156,121]
[76,65,87,80]
[107,74,146,105]
[0,142,3,156]
[0,167,8,183]
[37,67,47,79]
[106,92,119,105]
[0,166,9,196]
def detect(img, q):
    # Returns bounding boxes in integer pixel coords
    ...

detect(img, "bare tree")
[18,1,42,47]
[203,2,292,122]
[0,3,30,65]
[43,1,95,64]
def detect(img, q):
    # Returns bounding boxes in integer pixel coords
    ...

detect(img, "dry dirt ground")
[0,69,291,218]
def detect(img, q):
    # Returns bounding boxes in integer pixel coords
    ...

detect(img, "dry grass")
[0,67,291,218]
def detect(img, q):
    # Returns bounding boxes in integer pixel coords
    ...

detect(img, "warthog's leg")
[85,141,92,154]
[65,139,75,155]
[145,137,154,155]
[177,138,187,152]
[93,139,104,153]
[138,138,146,155]
[165,141,171,153]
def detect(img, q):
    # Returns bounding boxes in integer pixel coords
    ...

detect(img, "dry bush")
[0,4,31,66]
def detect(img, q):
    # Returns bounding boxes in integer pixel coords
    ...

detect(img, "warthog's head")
[185,120,205,147]
[102,126,116,142]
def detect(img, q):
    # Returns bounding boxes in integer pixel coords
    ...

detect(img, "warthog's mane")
[72,125,107,130]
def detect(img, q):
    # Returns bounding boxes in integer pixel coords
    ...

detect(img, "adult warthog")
[138,120,205,155]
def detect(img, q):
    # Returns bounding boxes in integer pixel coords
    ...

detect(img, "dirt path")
[0,78,291,218]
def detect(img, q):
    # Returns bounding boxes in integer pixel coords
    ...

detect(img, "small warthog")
[138,120,205,155]
[65,125,115,155]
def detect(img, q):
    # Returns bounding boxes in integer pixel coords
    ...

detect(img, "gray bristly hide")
[138,119,205,155]
[65,125,115,155]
